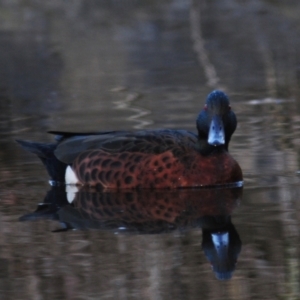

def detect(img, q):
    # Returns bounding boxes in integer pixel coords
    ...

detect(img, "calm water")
[1,0,300,299]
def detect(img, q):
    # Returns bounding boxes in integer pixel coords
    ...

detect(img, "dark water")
[1,0,300,299]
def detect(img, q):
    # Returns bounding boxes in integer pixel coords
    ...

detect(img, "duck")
[17,90,243,189]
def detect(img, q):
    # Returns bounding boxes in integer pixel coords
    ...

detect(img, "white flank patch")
[65,165,79,185]
[66,185,79,203]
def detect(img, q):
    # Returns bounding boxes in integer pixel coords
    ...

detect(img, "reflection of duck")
[20,186,242,280]
[17,90,242,188]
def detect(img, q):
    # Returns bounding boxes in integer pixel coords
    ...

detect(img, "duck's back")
[54,130,198,189]
[52,129,198,164]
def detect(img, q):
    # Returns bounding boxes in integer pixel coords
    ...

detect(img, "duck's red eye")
[204,104,207,110]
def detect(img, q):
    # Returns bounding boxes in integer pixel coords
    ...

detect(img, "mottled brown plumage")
[71,148,242,188]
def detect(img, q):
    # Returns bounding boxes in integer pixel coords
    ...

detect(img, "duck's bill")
[208,115,225,146]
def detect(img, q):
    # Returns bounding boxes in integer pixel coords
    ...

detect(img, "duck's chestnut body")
[17,90,243,189]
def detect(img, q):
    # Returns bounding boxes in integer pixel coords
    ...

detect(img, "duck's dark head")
[196,90,237,154]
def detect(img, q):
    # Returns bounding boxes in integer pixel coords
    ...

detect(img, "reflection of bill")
[20,186,242,280]
[202,216,241,280]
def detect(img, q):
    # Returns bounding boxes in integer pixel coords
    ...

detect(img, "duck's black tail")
[16,140,67,183]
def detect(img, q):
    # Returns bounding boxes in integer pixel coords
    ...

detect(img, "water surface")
[1,1,300,299]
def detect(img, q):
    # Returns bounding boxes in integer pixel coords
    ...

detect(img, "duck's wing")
[49,130,197,164]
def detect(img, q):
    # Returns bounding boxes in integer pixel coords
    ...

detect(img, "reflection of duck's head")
[196,90,237,153]
[202,217,241,280]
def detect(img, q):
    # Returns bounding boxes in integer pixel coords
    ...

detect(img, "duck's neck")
[195,138,228,156]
